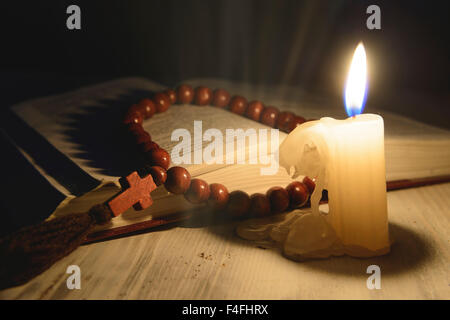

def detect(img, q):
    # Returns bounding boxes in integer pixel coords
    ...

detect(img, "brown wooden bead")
[212,88,231,108]
[137,98,156,119]
[208,183,229,210]
[184,179,210,204]
[266,186,289,213]
[147,148,170,170]
[165,166,191,194]
[129,125,146,137]
[145,165,167,186]
[302,176,316,194]
[229,96,248,115]
[245,101,264,121]
[153,92,171,113]
[226,190,251,218]
[249,193,271,218]
[260,106,279,127]
[128,104,144,117]
[286,181,309,208]
[276,111,295,132]
[177,84,194,104]
[287,115,306,132]
[141,141,159,152]
[126,123,145,134]
[123,111,143,125]
[194,86,213,106]
[134,131,151,144]
[165,89,177,104]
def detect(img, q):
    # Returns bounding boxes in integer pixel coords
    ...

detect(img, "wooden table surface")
[1,182,449,300]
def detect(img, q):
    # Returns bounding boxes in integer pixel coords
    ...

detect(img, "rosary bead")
[153,92,171,113]
[276,111,295,132]
[128,104,144,117]
[288,115,306,132]
[260,106,279,127]
[137,99,156,119]
[302,176,316,194]
[165,89,177,104]
[226,190,251,218]
[177,84,194,104]
[245,101,264,121]
[208,183,229,210]
[134,131,152,144]
[266,186,289,213]
[286,181,309,208]
[184,179,210,204]
[126,123,144,134]
[165,166,191,194]
[194,86,213,106]
[141,141,160,152]
[145,165,167,186]
[147,148,171,170]
[212,88,231,108]
[249,193,271,217]
[123,111,143,125]
[229,96,248,115]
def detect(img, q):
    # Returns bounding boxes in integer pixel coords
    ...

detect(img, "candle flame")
[345,42,368,117]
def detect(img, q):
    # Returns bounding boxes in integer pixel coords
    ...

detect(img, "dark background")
[1,0,449,127]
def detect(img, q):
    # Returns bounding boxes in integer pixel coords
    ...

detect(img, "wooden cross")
[108,171,157,217]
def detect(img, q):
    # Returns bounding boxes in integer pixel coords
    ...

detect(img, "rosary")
[0,84,316,289]
[112,84,316,218]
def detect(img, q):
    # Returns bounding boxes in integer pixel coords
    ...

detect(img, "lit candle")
[278,43,390,257]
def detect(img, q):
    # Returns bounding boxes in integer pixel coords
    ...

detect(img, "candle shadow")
[298,222,434,277]
[181,214,433,277]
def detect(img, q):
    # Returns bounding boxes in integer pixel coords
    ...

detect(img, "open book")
[4,78,450,242]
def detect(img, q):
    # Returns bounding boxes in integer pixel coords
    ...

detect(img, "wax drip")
[237,123,390,260]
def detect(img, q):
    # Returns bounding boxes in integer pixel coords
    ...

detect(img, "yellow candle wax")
[277,42,390,258]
